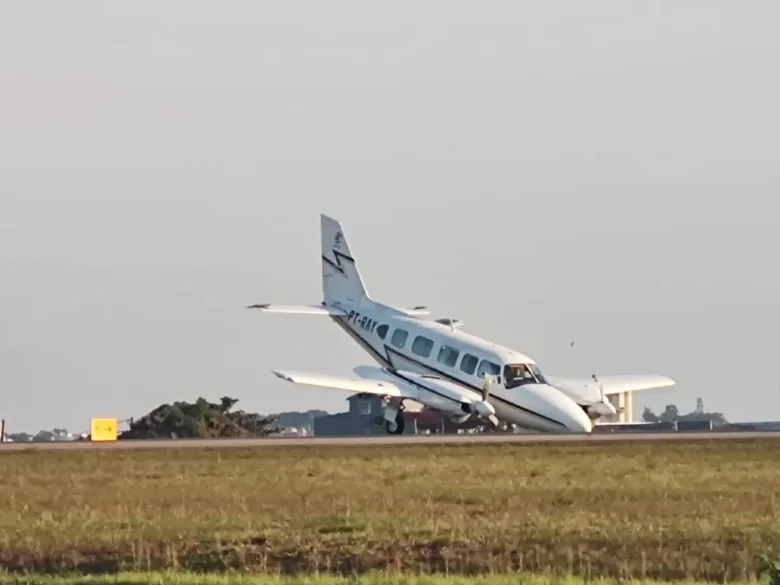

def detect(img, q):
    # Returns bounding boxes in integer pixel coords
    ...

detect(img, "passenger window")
[391,328,408,348]
[411,335,434,357]
[477,359,502,383]
[376,324,389,340]
[460,354,478,375]
[437,345,460,368]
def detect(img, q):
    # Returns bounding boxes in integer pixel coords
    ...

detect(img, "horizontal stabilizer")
[392,305,430,316]
[247,304,348,316]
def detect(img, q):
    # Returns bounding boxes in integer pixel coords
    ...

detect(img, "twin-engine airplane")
[249,214,675,434]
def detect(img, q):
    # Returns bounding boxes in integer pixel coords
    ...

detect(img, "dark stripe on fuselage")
[382,346,567,428]
[388,369,468,409]
[332,318,464,407]
[326,271,567,428]
[332,318,392,368]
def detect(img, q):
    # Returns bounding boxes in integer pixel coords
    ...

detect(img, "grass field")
[0,572,767,585]
[1,439,780,582]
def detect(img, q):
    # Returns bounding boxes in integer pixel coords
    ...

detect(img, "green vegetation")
[5,428,75,443]
[0,573,767,585]
[641,397,727,425]
[1,439,780,581]
[121,397,280,439]
[6,399,327,443]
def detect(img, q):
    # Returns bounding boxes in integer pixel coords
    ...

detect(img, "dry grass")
[0,572,765,585]
[1,438,779,581]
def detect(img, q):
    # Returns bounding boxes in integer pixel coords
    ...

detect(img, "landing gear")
[383,400,406,435]
[477,421,513,434]
[385,413,405,435]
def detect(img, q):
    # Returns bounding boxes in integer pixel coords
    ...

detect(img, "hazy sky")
[2,2,779,433]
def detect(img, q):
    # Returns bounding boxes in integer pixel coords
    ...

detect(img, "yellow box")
[90,418,118,442]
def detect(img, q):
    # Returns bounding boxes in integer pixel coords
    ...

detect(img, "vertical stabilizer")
[321,214,369,306]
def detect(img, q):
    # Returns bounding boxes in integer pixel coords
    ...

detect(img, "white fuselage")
[328,298,593,433]
[253,213,674,434]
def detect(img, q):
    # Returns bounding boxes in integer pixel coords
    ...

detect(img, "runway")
[1,430,779,451]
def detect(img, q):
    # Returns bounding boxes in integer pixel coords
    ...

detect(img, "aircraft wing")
[248,303,426,317]
[271,370,423,401]
[546,373,675,403]
[271,366,484,417]
[597,374,675,394]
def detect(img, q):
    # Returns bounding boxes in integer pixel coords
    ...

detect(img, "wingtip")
[272,370,293,382]
[247,304,270,310]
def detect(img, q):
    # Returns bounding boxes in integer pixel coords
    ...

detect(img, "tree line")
[641,397,728,425]
[5,396,313,442]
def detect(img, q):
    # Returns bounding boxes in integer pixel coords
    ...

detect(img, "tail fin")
[321,214,370,306]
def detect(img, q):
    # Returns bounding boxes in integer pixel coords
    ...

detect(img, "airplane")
[248,214,676,434]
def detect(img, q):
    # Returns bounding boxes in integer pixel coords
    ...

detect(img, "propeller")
[458,375,500,427]
[474,375,500,427]
[589,374,621,418]
[592,374,605,404]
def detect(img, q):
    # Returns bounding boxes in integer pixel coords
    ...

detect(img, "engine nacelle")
[587,400,619,419]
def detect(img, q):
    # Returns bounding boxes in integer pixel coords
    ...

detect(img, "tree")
[642,407,659,423]
[661,404,679,421]
[34,430,55,441]
[220,396,239,413]
[120,396,281,440]
[642,402,729,426]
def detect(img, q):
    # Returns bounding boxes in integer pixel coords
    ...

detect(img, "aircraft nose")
[512,384,593,433]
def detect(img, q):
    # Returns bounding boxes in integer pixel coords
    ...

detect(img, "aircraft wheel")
[385,413,405,435]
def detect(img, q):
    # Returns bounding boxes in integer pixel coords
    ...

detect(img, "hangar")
[313,394,480,435]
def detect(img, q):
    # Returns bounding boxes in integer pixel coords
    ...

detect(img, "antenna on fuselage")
[434,317,463,332]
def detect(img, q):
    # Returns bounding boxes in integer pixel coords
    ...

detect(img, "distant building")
[313,393,463,436]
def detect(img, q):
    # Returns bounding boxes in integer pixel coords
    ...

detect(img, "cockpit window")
[476,360,501,383]
[503,363,545,389]
[530,364,546,383]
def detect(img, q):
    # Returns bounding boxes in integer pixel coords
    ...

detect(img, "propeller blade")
[592,374,606,403]
[474,400,495,417]
[487,414,500,427]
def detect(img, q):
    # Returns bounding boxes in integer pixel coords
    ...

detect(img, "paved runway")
[1,430,779,451]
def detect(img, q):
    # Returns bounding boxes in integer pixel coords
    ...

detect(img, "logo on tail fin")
[322,245,354,278]
[333,231,343,249]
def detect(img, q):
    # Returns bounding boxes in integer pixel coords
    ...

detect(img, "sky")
[2,1,779,434]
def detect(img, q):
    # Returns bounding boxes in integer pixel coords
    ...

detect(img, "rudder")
[321,214,370,306]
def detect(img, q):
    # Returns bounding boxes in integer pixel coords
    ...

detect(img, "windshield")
[503,363,546,389]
